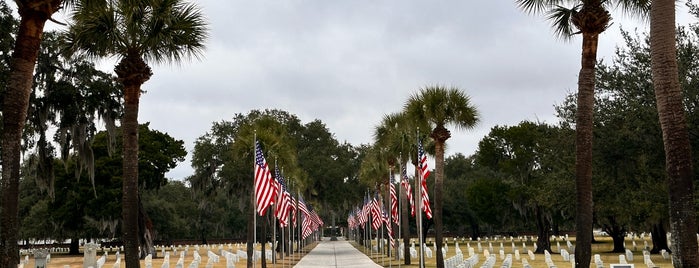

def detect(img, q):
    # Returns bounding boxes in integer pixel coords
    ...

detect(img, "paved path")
[294,237,382,268]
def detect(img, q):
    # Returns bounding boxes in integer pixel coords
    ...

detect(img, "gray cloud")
[123,1,692,180]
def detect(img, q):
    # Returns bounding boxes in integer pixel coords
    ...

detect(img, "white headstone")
[626,249,634,262]
[33,249,49,268]
[145,254,152,268]
[619,254,627,264]
[661,249,670,260]
[83,243,100,268]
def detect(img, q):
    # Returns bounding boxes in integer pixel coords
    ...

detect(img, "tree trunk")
[574,29,599,268]
[122,83,141,268]
[138,196,155,259]
[534,206,551,254]
[650,221,670,254]
[602,217,626,253]
[650,1,699,267]
[1,10,50,268]
[400,180,411,265]
[69,238,80,255]
[261,213,267,268]
[470,222,480,239]
[432,136,448,268]
[247,191,255,268]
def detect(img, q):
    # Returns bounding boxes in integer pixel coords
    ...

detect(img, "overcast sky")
[69,1,693,180]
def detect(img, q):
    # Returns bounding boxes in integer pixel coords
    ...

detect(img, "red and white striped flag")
[383,209,395,248]
[418,139,432,219]
[389,180,398,224]
[274,166,293,227]
[401,165,415,217]
[371,193,382,230]
[254,141,277,216]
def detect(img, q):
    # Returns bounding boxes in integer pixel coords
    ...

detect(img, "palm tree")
[515,1,647,267]
[374,112,416,265]
[66,0,207,266]
[404,86,479,268]
[1,0,63,266]
[649,0,698,266]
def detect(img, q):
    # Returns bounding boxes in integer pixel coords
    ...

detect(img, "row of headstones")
[17,250,50,268]
[20,247,69,256]
[443,236,539,244]
[82,242,284,268]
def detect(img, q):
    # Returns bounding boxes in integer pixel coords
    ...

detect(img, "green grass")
[355,236,674,268]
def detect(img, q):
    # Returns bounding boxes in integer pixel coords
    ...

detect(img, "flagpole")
[416,128,425,268]
[397,166,402,268]
[253,133,258,268]
[272,160,277,267]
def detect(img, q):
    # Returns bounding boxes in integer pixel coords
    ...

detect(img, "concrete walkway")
[294,237,382,268]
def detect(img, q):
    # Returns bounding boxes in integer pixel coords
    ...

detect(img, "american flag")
[383,209,395,248]
[359,193,370,226]
[371,193,382,230]
[401,164,415,217]
[290,195,297,227]
[301,214,312,239]
[274,166,293,227]
[418,139,432,219]
[254,141,277,216]
[298,195,310,217]
[389,180,398,224]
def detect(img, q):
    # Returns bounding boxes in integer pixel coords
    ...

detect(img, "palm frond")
[141,0,208,65]
[612,0,650,22]
[547,5,579,41]
[516,0,573,15]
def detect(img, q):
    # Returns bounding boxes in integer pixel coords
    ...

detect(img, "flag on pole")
[401,164,415,217]
[254,141,276,216]
[360,193,370,225]
[371,192,382,230]
[298,195,310,217]
[274,166,293,227]
[418,139,433,219]
[389,180,398,224]
[290,195,298,227]
[383,209,395,249]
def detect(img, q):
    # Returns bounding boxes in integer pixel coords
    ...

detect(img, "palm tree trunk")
[400,182,411,265]
[1,12,49,268]
[650,1,699,267]
[247,191,255,268]
[434,139,445,268]
[122,84,141,268]
[574,31,598,268]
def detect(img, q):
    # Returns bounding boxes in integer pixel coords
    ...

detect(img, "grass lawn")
[356,236,674,268]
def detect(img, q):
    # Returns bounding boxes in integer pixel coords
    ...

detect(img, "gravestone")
[83,243,99,268]
[625,249,633,262]
[145,254,153,268]
[618,254,627,264]
[33,249,49,268]
[560,249,570,262]
[661,249,670,260]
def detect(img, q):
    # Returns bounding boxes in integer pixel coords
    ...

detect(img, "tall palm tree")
[515,1,647,267]
[404,86,479,268]
[374,112,416,265]
[66,0,207,266]
[1,1,63,266]
[649,0,698,266]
